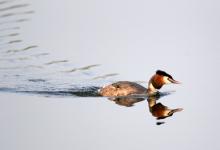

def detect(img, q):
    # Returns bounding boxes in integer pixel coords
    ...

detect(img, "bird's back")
[99,81,146,96]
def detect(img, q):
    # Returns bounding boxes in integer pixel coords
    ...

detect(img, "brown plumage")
[99,70,180,97]
[147,97,183,120]
[108,97,145,107]
[99,81,146,96]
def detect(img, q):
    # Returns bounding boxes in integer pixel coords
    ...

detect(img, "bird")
[98,70,180,97]
[108,97,145,107]
[147,96,183,120]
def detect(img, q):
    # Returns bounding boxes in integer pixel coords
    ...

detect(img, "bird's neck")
[148,98,156,108]
[147,75,165,95]
[147,82,157,94]
[147,76,159,95]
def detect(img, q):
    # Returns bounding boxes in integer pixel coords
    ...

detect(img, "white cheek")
[163,77,171,84]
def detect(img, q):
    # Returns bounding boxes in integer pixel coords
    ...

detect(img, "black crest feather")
[156,70,173,79]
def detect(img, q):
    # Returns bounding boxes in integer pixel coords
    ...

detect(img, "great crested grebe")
[147,96,183,120]
[99,70,180,96]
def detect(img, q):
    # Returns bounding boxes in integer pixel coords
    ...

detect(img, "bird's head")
[148,70,181,91]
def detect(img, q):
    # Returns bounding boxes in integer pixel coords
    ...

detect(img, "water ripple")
[0,10,34,18]
[5,45,38,53]
[63,64,101,73]
[92,73,119,80]
[0,4,29,12]
[0,1,119,98]
[45,60,69,65]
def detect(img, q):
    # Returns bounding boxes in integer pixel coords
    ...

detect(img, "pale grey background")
[0,0,220,150]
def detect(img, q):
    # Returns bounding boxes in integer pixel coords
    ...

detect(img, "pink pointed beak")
[169,78,181,84]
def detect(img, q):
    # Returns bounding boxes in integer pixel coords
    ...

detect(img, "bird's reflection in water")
[108,96,145,107]
[147,96,183,125]
[107,94,183,125]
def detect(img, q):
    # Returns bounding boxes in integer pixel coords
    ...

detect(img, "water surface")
[0,0,220,150]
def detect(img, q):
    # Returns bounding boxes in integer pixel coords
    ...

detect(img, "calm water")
[0,0,220,150]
